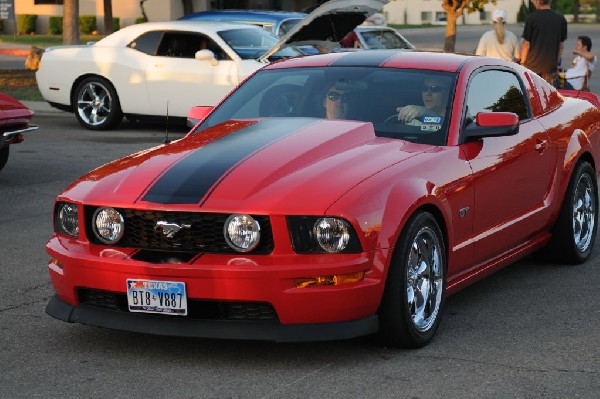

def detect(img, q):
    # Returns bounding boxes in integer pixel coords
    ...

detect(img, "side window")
[465,70,530,123]
[156,32,229,60]
[128,31,163,55]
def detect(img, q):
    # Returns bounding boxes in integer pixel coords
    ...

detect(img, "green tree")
[442,0,497,52]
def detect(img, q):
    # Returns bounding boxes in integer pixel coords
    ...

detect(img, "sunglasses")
[327,91,349,102]
[422,84,447,93]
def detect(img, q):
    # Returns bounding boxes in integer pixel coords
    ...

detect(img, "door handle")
[535,139,548,153]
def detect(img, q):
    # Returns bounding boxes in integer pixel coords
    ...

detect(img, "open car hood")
[259,0,388,62]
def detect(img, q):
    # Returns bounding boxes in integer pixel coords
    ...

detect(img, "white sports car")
[36,0,387,130]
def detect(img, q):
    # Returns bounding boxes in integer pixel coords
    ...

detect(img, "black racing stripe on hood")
[142,118,315,205]
[329,51,397,67]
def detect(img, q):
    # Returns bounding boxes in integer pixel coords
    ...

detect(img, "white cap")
[492,9,507,22]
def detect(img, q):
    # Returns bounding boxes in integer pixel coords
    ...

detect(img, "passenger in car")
[396,76,450,126]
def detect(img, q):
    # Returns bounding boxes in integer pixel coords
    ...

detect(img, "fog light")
[295,271,365,288]
[93,207,125,244]
[224,214,261,252]
[313,218,350,253]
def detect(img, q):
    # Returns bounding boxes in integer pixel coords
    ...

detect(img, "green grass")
[2,85,44,101]
[0,34,104,48]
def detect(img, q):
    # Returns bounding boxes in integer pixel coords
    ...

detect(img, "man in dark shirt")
[521,0,568,86]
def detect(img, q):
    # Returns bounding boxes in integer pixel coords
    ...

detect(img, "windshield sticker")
[421,116,443,124]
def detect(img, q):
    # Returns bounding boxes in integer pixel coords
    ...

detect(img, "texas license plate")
[126,279,187,316]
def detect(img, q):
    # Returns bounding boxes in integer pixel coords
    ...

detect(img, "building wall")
[384,0,522,25]
[6,0,528,35]
[10,0,211,34]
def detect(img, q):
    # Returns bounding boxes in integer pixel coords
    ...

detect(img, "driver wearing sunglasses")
[397,77,450,125]
[324,84,351,120]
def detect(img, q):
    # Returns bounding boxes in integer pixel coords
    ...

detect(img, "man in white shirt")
[560,35,597,91]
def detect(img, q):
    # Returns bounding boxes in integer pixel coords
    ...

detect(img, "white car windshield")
[217,28,303,60]
[359,29,414,49]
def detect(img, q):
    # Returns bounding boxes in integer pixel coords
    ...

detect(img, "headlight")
[92,207,124,244]
[313,218,350,253]
[287,216,362,254]
[224,214,261,252]
[55,202,79,237]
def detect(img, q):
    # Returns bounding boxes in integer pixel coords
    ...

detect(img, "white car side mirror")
[195,49,219,66]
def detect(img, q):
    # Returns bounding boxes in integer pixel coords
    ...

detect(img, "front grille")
[77,288,278,321]
[85,208,273,254]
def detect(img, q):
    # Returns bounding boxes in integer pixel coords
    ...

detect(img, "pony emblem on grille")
[154,220,191,238]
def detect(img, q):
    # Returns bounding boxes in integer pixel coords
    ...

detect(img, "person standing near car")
[475,9,520,62]
[520,0,568,86]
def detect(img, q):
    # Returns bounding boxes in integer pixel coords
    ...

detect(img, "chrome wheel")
[378,212,446,348]
[74,77,122,130]
[543,161,597,264]
[406,226,443,332]
[77,81,112,127]
[572,172,595,253]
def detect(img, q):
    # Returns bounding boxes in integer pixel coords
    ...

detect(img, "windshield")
[279,18,302,36]
[358,30,414,49]
[217,28,302,59]
[194,66,456,146]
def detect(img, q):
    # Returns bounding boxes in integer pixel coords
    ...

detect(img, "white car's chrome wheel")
[74,77,123,130]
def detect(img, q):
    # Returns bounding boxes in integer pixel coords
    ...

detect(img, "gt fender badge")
[155,221,191,238]
[459,207,469,218]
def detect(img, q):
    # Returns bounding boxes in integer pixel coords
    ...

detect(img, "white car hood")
[259,0,388,62]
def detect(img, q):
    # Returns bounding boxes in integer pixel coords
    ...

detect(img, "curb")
[22,101,66,114]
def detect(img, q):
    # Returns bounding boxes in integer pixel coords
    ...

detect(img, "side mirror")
[465,112,519,139]
[187,106,214,128]
[195,49,218,66]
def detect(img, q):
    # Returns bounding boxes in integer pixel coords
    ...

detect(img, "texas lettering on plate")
[126,279,187,315]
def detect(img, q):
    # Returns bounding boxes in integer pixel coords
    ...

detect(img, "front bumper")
[46,235,389,341]
[2,124,38,148]
[46,295,379,342]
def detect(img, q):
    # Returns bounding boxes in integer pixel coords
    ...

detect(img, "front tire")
[548,161,598,264]
[74,76,123,130]
[378,211,446,348]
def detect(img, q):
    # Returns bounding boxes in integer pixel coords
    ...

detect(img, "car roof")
[96,20,269,46]
[264,50,475,72]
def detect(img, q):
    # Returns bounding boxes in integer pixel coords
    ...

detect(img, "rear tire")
[378,211,446,348]
[547,161,598,264]
[74,76,123,130]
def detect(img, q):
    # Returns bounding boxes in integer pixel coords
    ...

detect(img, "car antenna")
[164,101,171,145]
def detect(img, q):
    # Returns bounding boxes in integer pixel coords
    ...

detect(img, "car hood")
[61,118,425,214]
[260,0,388,61]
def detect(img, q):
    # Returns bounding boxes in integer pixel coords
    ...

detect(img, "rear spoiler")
[559,89,600,108]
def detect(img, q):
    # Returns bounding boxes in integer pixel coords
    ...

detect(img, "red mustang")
[46,50,600,348]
